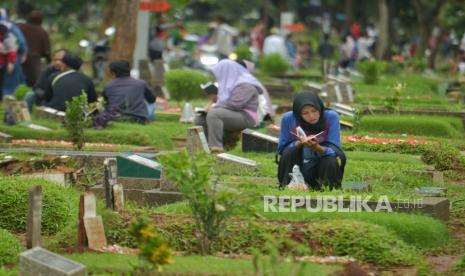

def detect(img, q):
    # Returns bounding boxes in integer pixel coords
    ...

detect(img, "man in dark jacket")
[44,52,96,111]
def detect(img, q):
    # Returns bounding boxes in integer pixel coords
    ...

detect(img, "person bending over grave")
[92,60,156,128]
[277,92,346,190]
[24,48,68,112]
[43,52,96,112]
[194,59,264,153]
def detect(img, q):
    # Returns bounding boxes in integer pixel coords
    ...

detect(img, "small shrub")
[234,45,253,61]
[357,60,384,84]
[165,69,210,102]
[454,254,465,272]
[384,82,406,114]
[13,84,30,101]
[159,151,249,254]
[384,61,404,75]
[405,57,427,72]
[0,228,24,265]
[65,94,89,150]
[0,177,78,235]
[259,53,289,77]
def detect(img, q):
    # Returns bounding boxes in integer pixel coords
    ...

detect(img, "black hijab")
[292,92,326,134]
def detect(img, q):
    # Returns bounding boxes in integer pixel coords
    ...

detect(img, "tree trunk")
[344,0,354,25]
[376,0,388,59]
[412,0,446,61]
[98,0,116,39]
[262,0,269,33]
[108,0,140,64]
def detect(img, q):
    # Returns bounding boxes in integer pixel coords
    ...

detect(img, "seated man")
[24,48,68,111]
[92,60,155,128]
[44,52,96,111]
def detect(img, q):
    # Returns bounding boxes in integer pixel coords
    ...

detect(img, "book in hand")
[291,127,325,142]
[195,107,207,115]
[200,81,218,95]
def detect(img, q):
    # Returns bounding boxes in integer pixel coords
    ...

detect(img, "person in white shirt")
[263,27,288,59]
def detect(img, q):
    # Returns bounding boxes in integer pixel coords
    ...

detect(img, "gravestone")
[179,102,195,123]
[26,185,42,249]
[35,106,65,121]
[327,75,353,103]
[329,102,355,117]
[304,82,323,94]
[6,99,31,122]
[103,158,117,209]
[415,187,447,197]
[186,126,210,154]
[84,216,107,250]
[24,122,52,131]
[342,181,372,193]
[20,247,86,276]
[216,153,258,170]
[241,128,279,153]
[82,192,107,250]
[117,154,162,179]
[113,184,124,212]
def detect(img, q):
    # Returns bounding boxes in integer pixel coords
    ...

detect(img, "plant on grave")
[384,82,406,114]
[352,105,363,133]
[259,53,289,77]
[159,150,248,255]
[357,59,384,84]
[64,93,89,150]
[165,69,210,104]
[12,84,30,101]
[252,235,308,276]
[129,216,173,273]
[234,44,253,61]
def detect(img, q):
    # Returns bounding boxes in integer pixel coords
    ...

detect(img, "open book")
[200,81,218,95]
[292,126,325,142]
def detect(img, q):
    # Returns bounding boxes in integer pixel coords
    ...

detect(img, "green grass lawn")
[65,253,341,275]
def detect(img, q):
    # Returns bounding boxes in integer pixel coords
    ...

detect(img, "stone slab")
[118,177,161,190]
[0,131,12,143]
[83,216,107,250]
[20,247,86,276]
[116,154,161,179]
[241,128,278,153]
[186,126,210,154]
[217,153,258,170]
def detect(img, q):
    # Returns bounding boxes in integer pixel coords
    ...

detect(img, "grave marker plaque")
[113,184,124,212]
[83,216,107,250]
[217,153,257,170]
[241,129,279,153]
[26,185,42,249]
[186,126,210,154]
[20,247,87,276]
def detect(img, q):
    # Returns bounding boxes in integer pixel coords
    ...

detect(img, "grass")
[359,115,464,138]
[65,253,341,275]
[153,201,449,250]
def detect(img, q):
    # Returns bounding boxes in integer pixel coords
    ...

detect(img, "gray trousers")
[194,107,255,148]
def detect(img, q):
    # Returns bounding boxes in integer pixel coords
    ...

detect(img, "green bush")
[383,61,404,75]
[405,57,427,72]
[357,60,384,84]
[234,45,252,61]
[65,94,89,150]
[305,220,422,266]
[0,228,24,265]
[258,53,289,77]
[13,84,30,101]
[165,69,210,102]
[155,215,421,266]
[359,115,464,138]
[0,177,78,235]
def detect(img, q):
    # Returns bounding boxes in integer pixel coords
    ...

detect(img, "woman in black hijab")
[277,92,346,190]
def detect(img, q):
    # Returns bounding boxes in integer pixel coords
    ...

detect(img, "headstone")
[342,181,372,193]
[116,154,162,179]
[330,102,355,117]
[179,102,195,123]
[103,158,117,209]
[304,82,323,94]
[216,153,258,170]
[35,106,65,121]
[7,100,31,122]
[20,247,87,276]
[26,185,42,249]
[113,184,124,212]
[241,129,279,153]
[0,131,12,143]
[415,187,447,197]
[160,169,177,191]
[83,192,97,218]
[24,123,52,131]
[186,126,210,154]
[83,216,107,250]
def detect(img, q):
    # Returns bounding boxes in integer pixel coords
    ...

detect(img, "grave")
[329,102,355,117]
[186,126,210,154]
[4,95,31,123]
[117,153,162,179]
[216,153,258,171]
[0,131,12,143]
[26,186,42,249]
[20,247,86,276]
[241,128,279,153]
[35,106,66,122]
[342,181,372,193]
[82,192,107,250]
[263,81,294,99]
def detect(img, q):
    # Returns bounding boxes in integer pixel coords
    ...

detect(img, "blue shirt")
[278,109,341,157]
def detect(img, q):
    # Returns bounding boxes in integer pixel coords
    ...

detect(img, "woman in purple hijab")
[194,59,263,153]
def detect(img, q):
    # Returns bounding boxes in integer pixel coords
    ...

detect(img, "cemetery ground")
[1,72,465,275]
